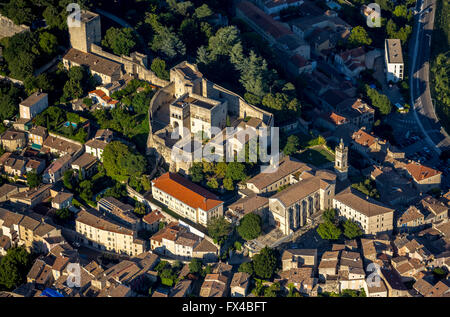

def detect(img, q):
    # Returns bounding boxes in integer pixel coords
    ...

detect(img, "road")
[410,0,450,155]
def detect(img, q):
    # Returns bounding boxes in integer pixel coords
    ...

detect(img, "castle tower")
[334,139,348,181]
[68,10,101,53]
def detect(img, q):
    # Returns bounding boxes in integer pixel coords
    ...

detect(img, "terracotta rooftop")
[352,129,377,147]
[152,172,223,211]
[405,162,441,182]
[142,209,165,225]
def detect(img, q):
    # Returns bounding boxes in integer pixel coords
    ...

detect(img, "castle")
[62,10,168,87]
[147,61,275,174]
[62,10,275,175]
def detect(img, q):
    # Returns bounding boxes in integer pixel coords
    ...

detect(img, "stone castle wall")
[90,44,169,88]
[0,14,30,40]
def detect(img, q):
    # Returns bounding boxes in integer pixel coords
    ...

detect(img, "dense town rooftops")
[152,172,223,211]
[334,187,394,217]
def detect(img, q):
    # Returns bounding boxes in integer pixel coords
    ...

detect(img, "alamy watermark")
[366,3,382,28]
[170,126,280,173]
[67,3,81,28]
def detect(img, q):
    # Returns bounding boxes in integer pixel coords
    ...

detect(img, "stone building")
[268,170,336,235]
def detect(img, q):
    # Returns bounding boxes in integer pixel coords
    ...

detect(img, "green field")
[296,146,335,167]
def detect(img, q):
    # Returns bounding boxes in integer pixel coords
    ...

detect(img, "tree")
[1,0,36,25]
[43,5,66,30]
[323,208,337,223]
[252,247,277,279]
[238,262,254,276]
[206,177,219,189]
[189,258,202,274]
[55,208,71,221]
[39,32,58,55]
[208,26,241,58]
[348,26,372,47]
[223,177,234,191]
[237,213,262,241]
[237,51,270,99]
[343,219,363,239]
[151,26,186,60]
[317,221,341,240]
[0,247,32,290]
[195,4,213,19]
[103,141,146,181]
[365,85,392,115]
[0,81,22,121]
[264,282,280,297]
[79,180,93,203]
[207,217,231,245]
[225,162,247,181]
[283,135,300,156]
[26,172,41,188]
[102,27,137,56]
[189,162,204,183]
[2,32,39,80]
[63,169,74,190]
[134,202,146,216]
[393,5,408,19]
[150,58,169,81]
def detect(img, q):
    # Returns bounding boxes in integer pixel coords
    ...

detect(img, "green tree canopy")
[238,261,254,276]
[39,32,58,55]
[189,258,202,274]
[207,216,231,245]
[252,247,277,279]
[0,247,32,290]
[102,27,137,56]
[283,135,300,156]
[343,219,363,239]
[237,213,262,241]
[195,4,214,19]
[103,141,146,181]
[317,221,342,240]
[150,57,170,81]
[26,172,41,188]
[348,26,372,47]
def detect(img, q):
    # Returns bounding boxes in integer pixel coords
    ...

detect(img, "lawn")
[296,146,335,167]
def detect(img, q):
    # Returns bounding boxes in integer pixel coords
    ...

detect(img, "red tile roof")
[405,162,441,182]
[89,90,119,106]
[152,173,223,211]
[143,209,165,225]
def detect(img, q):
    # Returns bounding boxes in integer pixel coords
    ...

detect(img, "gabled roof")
[405,162,441,182]
[152,173,223,211]
[334,187,394,217]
